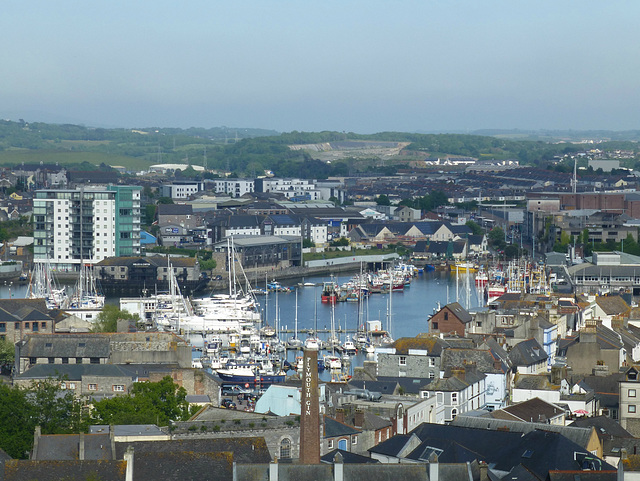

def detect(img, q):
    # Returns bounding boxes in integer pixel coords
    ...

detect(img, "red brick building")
[429,302,472,336]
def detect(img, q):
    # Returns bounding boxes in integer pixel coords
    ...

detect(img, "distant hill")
[0,120,637,178]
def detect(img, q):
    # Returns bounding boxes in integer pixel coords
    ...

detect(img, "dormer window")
[629,370,638,381]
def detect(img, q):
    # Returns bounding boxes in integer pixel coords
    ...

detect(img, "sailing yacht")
[287,291,303,348]
[27,259,68,309]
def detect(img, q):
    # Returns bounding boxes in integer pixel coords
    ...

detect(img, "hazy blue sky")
[2,1,638,133]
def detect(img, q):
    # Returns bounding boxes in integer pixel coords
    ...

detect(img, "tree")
[92,305,140,333]
[488,226,505,245]
[91,376,194,426]
[0,337,15,373]
[0,384,35,458]
[157,197,174,205]
[303,238,315,248]
[465,220,484,236]
[330,237,350,247]
[375,194,391,206]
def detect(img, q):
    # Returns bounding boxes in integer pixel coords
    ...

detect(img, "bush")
[234,420,241,425]
[213,425,220,432]
[188,425,198,431]
[248,422,255,428]
[200,425,208,432]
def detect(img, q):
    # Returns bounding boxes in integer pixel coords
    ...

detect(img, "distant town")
[3,132,640,480]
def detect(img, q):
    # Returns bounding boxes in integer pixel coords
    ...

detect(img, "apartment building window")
[88,384,98,391]
[629,405,636,413]
[90,357,100,364]
[429,357,435,367]
[76,358,83,364]
[399,356,407,366]
[112,385,125,392]
[62,358,69,364]
[630,389,637,398]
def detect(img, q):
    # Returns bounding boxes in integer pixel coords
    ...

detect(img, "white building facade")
[33,186,141,271]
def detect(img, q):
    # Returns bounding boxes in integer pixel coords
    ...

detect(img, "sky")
[2,1,639,134]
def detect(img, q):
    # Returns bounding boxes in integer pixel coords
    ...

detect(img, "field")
[0,150,155,171]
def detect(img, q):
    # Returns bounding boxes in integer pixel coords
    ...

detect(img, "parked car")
[221,398,237,409]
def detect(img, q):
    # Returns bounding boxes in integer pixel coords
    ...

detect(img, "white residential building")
[33,186,141,271]
[161,181,204,200]
[213,179,254,197]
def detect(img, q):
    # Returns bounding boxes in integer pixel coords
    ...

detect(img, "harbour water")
[0,270,484,378]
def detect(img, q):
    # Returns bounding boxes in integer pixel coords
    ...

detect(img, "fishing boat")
[321,281,339,304]
[342,340,357,355]
[475,270,489,287]
[452,262,478,273]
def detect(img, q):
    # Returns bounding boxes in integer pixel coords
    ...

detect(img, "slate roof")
[440,348,506,374]
[508,338,548,366]
[495,397,565,423]
[227,214,263,228]
[3,460,126,481]
[34,433,113,460]
[347,379,398,395]
[424,372,485,393]
[467,234,484,246]
[20,334,110,358]
[13,306,52,321]
[376,376,433,395]
[114,437,271,464]
[324,416,361,438]
[569,415,634,439]
[133,451,233,481]
[452,416,595,450]
[549,471,617,481]
[595,295,630,316]
[157,203,193,215]
[490,430,614,479]
[321,449,379,464]
[0,298,50,316]
[444,302,472,324]
[16,364,134,381]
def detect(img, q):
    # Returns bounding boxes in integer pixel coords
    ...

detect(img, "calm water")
[0,270,483,340]
[0,270,483,377]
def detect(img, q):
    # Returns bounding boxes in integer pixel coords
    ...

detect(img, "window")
[399,356,407,366]
[629,405,637,413]
[432,322,438,330]
[14,322,19,330]
[90,357,100,364]
[76,358,83,364]
[25,322,29,329]
[0,323,5,332]
[444,312,448,321]
[32,323,39,332]
[429,372,435,379]
[429,357,435,367]
[41,322,46,329]
[279,438,291,459]
[352,435,358,445]
[451,408,458,418]
[112,385,125,392]
[328,439,334,449]
[48,357,54,364]
[630,389,637,398]
[88,384,98,391]
[451,393,458,405]
[62,357,69,364]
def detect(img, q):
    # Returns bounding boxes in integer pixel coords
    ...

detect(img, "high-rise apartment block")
[33,186,141,271]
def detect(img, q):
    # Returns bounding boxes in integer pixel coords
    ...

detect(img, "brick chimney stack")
[299,348,320,464]
[354,409,365,428]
